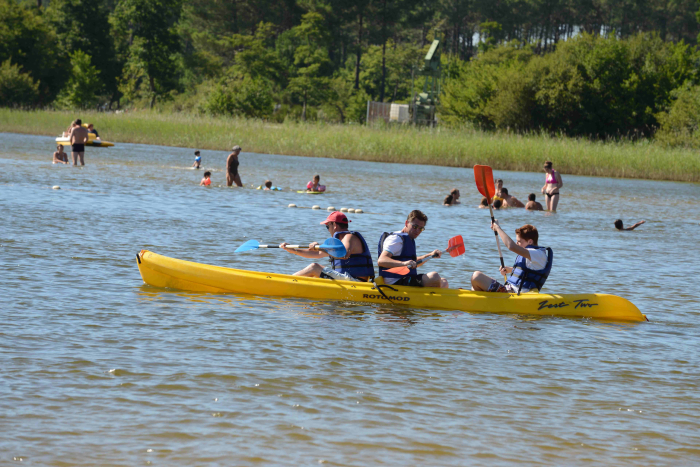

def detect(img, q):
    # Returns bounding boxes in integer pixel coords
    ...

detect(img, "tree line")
[2,0,700,143]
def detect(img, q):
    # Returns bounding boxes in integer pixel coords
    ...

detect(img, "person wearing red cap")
[377,210,448,288]
[280,211,374,281]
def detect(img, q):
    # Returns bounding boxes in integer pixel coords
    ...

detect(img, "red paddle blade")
[384,266,410,275]
[474,165,495,201]
[447,235,465,257]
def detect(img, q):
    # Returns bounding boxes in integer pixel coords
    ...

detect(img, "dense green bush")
[0,59,39,107]
[441,34,699,138]
[202,77,274,118]
[55,51,102,109]
[655,84,700,147]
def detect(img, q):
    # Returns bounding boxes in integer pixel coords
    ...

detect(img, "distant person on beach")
[192,151,202,169]
[478,196,489,208]
[443,188,461,206]
[86,123,100,139]
[227,145,243,187]
[614,219,645,231]
[70,118,89,166]
[471,221,552,294]
[307,175,326,192]
[493,199,503,209]
[200,171,212,186]
[493,179,504,203]
[499,188,525,208]
[541,161,563,212]
[525,193,544,211]
[264,180,273,190]
[53,145,69,164]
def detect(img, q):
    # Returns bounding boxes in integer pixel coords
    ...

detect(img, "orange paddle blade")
[447,235,465,257]
[474,165,495,201]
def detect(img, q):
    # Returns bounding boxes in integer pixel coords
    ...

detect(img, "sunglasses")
[325,223,332,231]
[409,223,425,232]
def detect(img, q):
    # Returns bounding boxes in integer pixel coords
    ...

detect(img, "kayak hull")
[55,136,115,148]
[136,250,647,322]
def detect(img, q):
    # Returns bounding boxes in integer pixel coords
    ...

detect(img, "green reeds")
[2,109,698,182]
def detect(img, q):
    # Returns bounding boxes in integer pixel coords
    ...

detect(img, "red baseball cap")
[320,211,351,224]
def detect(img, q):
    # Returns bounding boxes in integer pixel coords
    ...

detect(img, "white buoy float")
[347,209,355,213]
[312,205,320,210]
[327,206,335,211]
[288,204,297,208]
[52,186,60,190]
[340,207,348,212]
[355,209,363,213]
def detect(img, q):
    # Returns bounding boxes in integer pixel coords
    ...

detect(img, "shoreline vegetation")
[2,109,699,183]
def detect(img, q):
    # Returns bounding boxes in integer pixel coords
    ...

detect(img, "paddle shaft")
[479,169,507,281]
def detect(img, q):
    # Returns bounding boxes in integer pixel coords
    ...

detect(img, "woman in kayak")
[307,175,326,192]
[541,161,563,212]
[471,221,552,294]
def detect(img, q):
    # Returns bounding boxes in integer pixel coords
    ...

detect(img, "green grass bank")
[2,109,699,182]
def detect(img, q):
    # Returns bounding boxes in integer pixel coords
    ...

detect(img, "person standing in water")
[226,145,243,187]
[53,145,69,164]
[70,118,89,166]
[192,151,202,169]
[541,161,563,212]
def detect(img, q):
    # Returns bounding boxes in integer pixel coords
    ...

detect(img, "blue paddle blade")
[318,238,346,257]
[234,239,260,253]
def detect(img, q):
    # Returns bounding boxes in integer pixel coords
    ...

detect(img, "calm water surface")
[1,132,700,465]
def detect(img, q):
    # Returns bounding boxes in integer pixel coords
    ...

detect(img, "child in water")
[192,151,202,169]
[307,174,326,192]
[443,188,461,206]
[200,171,212,186]
[614,219,645,231]
[53,144,69,164]
[264,180,273,190]
[478,197,489,208]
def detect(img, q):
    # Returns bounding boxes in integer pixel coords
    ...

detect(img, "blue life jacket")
[330,231,374,280]
[506,245,553,293]
[377,232,417,279]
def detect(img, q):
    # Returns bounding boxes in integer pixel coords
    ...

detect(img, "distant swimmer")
[264,180,272,191]
[443,188,461,206]
[307,174,326,192]
[200,171,212,186]
[614,219,645,231]
[471,221,553,294]
[70,118,88,166]
[525,193,544,211]
[53,144,69,164]
[226,145,243,187]
[493,199,503,209]
[492,179,504,203]
[478,196,489,208]
[499,188,525,208]
[87,123,100,139]
[192,150,202,169]
[541,161,563,212]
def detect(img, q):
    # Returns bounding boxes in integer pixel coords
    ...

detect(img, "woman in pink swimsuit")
[541,161,563,212]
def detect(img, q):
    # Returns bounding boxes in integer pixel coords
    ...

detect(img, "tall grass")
[2,109,698,182]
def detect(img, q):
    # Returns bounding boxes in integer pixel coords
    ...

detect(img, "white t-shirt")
[506,247,548,293]
[381,231,409,285]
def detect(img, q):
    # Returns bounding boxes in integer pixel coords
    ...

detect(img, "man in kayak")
[280,211,374,282]
[377,210,448,288]
[70,118,89,166]
[471,221,552,294]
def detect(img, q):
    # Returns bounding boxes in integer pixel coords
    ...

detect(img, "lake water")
[1,132,700,465]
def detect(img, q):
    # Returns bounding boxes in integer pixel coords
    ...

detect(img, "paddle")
[384,235,465,275]
[474,165,507,281]
[235,237,347,257]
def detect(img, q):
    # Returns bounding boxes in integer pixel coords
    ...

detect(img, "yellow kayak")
[136,250,647,322]
[55,135,115,148]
